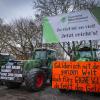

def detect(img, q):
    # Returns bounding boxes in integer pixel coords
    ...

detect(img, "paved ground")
[0,85,100,100]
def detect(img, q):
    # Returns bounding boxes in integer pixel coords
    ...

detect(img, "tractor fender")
[23,68,43,77]
[28,68,45,74]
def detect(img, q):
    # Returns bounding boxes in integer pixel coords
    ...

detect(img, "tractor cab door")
[47,50,57,69]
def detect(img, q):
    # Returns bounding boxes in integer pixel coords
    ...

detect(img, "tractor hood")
[77,57,90,61]
[23,59,42,71]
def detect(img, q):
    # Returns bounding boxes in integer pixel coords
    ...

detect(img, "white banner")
[43,9,100,43]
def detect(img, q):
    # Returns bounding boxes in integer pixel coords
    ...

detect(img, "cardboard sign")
[43,7,100,43]
[52,61,100,92]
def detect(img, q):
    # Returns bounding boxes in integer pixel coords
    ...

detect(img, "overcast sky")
[0,0,35,23]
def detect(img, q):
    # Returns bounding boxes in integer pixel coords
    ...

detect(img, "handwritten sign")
[52,61,100,92]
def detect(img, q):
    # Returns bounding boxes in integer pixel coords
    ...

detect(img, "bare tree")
[0,18,41,59]
[8,18,41,59]
[33,0,71,16]
[33,0,99,16]
[0,19,11,53]
[73,0,99,10]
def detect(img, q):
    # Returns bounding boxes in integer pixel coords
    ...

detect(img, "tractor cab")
[24,48,57,71]
[33,48,56,60]
[76,47,98,61]
[0,53,10,67]
[33,49,57,71]
[33,48,57,68]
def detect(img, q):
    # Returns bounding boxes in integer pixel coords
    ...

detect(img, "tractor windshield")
[35,50,47,59]
[79,51,92,58]
[78,50,97,61]
[79,50,97,58]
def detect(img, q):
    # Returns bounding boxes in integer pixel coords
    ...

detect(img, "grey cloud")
[0,0,34,23]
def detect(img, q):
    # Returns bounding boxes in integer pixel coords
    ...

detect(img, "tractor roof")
[35,48,56,52]
[78,46,97,51]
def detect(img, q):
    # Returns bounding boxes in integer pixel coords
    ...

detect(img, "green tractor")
[60,46,99,93]
[23,48,57,91]
[0,48,57,91]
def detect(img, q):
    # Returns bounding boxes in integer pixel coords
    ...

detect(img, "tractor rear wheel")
[25,69,46,91]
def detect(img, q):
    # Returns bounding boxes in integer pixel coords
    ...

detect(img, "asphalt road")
[0,85,100,100]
